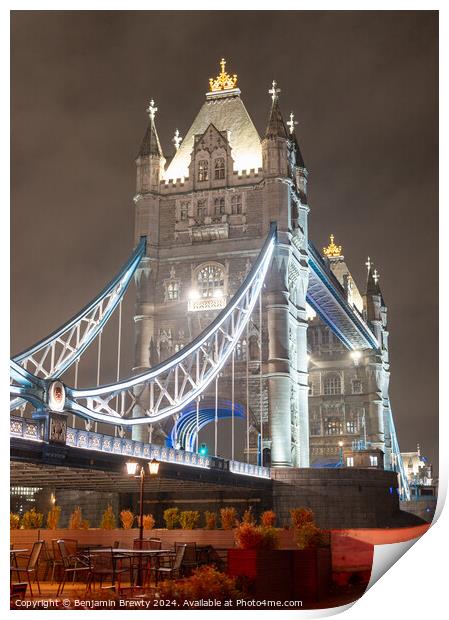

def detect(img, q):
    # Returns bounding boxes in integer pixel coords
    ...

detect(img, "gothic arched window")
[196,263,225,299]
[231,194,242,214]
[323,373,342,395]
[198,160,209,182]
[214,197,226,216]
[197,200,207,223]
[214,157,225,180]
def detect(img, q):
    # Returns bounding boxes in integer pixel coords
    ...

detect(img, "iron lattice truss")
[10,238,146,413]
[10,225,276,427]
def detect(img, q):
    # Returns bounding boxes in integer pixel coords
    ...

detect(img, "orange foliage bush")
[260,510,276,527]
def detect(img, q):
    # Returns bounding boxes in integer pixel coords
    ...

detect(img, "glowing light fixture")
[126,461,138,476]
[323,234,342,258]
[350,350,362,364]
[149,459,160,475]
[188,289,200,301]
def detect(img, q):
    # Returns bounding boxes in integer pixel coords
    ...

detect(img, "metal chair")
[56,540,90,597]
[10,582,27,601]
[149,538,162,550]
[50,539,64,584]
[10,540,44,598]
[154,544,186,584]
[85,548,128,594]
[175,541,197,574]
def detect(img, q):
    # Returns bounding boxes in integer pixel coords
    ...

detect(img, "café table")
[10,549,29,573]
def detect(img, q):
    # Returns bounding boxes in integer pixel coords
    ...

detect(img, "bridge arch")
[169,399,245,453]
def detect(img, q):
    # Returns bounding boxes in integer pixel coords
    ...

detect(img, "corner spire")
[287,111,306,169]
[366,262,382,297]
[137,98,163,158]
[264,80,288,139]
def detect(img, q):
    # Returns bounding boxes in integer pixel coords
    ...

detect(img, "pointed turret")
[262,81,289,177]
[363,258,387,344]
[135,99,165,194]
[286,111,308,202]
[265,91,289,140]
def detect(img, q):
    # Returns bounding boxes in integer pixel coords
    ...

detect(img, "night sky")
[11,12,438,469]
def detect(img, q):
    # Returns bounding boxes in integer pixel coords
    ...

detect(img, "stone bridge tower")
[132,60,310,467]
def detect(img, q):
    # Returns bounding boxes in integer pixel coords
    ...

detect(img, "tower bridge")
[10,59,414,527]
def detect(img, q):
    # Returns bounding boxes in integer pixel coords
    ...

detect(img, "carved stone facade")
[132,65,309,467]
[132,62,389,471]
[308,251,392,469]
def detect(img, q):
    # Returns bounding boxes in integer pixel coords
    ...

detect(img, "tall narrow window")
[214,197,226,216]
[167,281,179,301]
[180,201,189,221]
[345,420,357,434]
[197,200,207,223]
[214,157,225,180]
[198,160,209,182]
[352,379,362,394]
[231,194,242,214]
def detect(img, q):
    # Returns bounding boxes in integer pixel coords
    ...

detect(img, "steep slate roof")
[290,130,306,169]
[366,264,385,305]
[138,120,163,158]
[164,94,262,180]
[264,98,289,140]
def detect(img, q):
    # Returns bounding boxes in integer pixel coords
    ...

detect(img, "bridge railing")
[10,416,271,479]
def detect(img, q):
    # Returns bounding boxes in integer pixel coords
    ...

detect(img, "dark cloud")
[11,11,438,468]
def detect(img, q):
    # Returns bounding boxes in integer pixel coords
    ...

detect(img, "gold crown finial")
[209,58,238,92]
[323,234,343,258]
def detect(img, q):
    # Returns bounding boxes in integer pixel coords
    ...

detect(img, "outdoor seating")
[154,544,186,584]
[40,541,53,582]
[10,582,27,601]
[86,548,128,594]
[148,538,161,550]
[56,540,91,597]
[50,539,64,584]
[10,540,44,598]
[129,539,152,586]
[175,541,197,575]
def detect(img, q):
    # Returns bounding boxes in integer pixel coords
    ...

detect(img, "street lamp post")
[126,458,159,588]
[338,441,344,466]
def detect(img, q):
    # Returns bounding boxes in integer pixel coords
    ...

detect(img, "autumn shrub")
[295,522,328,550]
[10,513,20,530]
[260,510,276,527]
[179,511,200,530]
[46,505,61,530]
[163,507,180,529]
[204,511,216,530]
[120,509,134,529]
[22,508,43,530]
[69,507,83,530]
[140,514,155,530]
[290,507,314,529]
[100,505,116,530]
[234,522,279,550]
[157,566,241,603]
[220,507,237,530]
[290,507,329,550]
[242,506,256,525]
